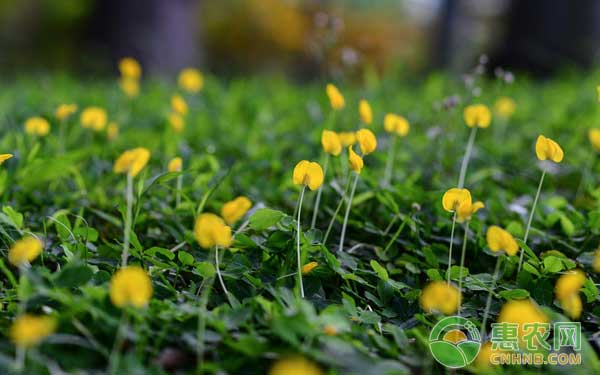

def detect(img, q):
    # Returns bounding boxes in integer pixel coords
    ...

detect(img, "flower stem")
[311,155,329,229]
[296,185,307,298]
[175,175,182,208]
[481,256,502,337]
[196,264,215,374]
[517,169,546,273]
[383,134,397,187]
[108,311,128,375]
[323,176,352,244]
[338,173,359,251]
[458,126,478,188]
[446,211,457,285]
[121,173,134,268]
[457,221,469,314]
[215,245,229,297]
[383,215,409,253]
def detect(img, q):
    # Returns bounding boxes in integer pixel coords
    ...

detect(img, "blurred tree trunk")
[92,0,201,75]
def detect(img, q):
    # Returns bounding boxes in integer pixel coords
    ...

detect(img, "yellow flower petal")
[359,99,373,125]
[326,83,344,110]
[8,236,43,266]
[109,266,153,308]
[168,157,183,172]
[442,188,471,212]
[355,128,377,155]
[321,130,342,156]
[194,213,232,248]
[292,160,324,191]
[535,135,563,163]
[348,145,363,174]
[464,104,491,128]
[113,147,151,177]
[178,68,204,93]
[221,196,252,225]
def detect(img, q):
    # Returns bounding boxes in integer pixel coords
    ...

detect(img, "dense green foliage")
[1,70,600,374]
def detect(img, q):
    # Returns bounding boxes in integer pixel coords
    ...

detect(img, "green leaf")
[54,265,94,288]
[522,262,541,277]
[542,256,564,274]
[370,260,389,281]
[196,262,216,278]
[249,208,284,230]
[2,206,23,229]
[178,251,195,266]
[499,289,530,300]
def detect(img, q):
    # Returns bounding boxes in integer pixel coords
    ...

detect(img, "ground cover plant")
[1,61,600,374]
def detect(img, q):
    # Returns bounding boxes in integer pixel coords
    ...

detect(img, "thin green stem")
[446,211,457,285]
[481,256,502,337]
[383,134,397,187]
[215,245,229,297]
[121,173,134,268]
[323,176,352,244]
[458,126,478,188]
[383,215,409,253]
[108,311,128,375]
[296,185,307,298]
[338,173,359,251]
[196,275,214,374]
[518,169,546,273]
[457,221,470,314]
[14,346,25,373]
[175,175,182,208]
[311,155,329,229]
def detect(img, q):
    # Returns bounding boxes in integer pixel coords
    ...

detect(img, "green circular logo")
[429,316,481,368]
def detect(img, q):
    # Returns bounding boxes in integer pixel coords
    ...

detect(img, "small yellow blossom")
[442,188,471,212]
[8,236,43,266]
[338,132,356,147]
[194,213,233,248]
[113,147,151,177]
[302,261,318,275]
[0,154,13,165]
[535,135,563,163]
[475,341,501,369]
[80,107,108,131]
[24,117,50,136]
[464,104,491,128]
[420,281,461,315]
[293,160,324,191]
[456,199,484,222]
[555,269,585,319]
[107,122,119,140]
[269,356,324,375]
[559,293,582,320]
[118,57,141,79]
[10,314,56,348]
[355,128,377,155]
[321,130,342,156]
[55,104,77,121]
[359,99,373,125]
[589,128,600,152]
[168,157,183,172]
[326,83,345,110]
[486,226,519,256]
[323,324,337,336]
[109,266,153,308]
[384,114,409,136]
[119,77,140,98]
[221,196,252,225]
[168,113,185,133]
[498,299,548,339]
[494,97,516,119]
[178,68,204,93]
[348,146,363,174]
[171,94,188,115]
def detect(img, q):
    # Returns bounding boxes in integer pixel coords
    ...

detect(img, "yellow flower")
[24,117,50,136]
[355,128,377,155]
[535,135,563,163]
[498,299,548,339]
[109,266,153,308]
[321,130,342,156]
[420,281,461,315]
[55,104,77,121]
[221,196,252,224]
[594,249,600,273]
[80,107,108,131]
[359,99,373,125]
[168,113,185,133]
[113,147,151,177]
[168,157,183,172]
[348,145,363,174]
[486,226,519,256]
[323,324,337,336]
[475,341,501,369]
[338,132,356,147]
[107,122,119,140]
[293,160,324,191]
[194,213,233,248]
[555,269,586,300]
[383,114,409,136]
[326,83,345,110]
[589,128,600,152]
[171,95,188,115]
[464,104,491,128]
[119,77,140,98]
[8,236,43,266]
[456,199,484,222]
[10,314,56,348]
[269,356,324,375]
[0,154,13,165]
[118,57,141,79]
[442,188,471,212]
[559,293,582,320]
[494,97,516,119]
[178,68,204,93]
[302,261,318,275]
